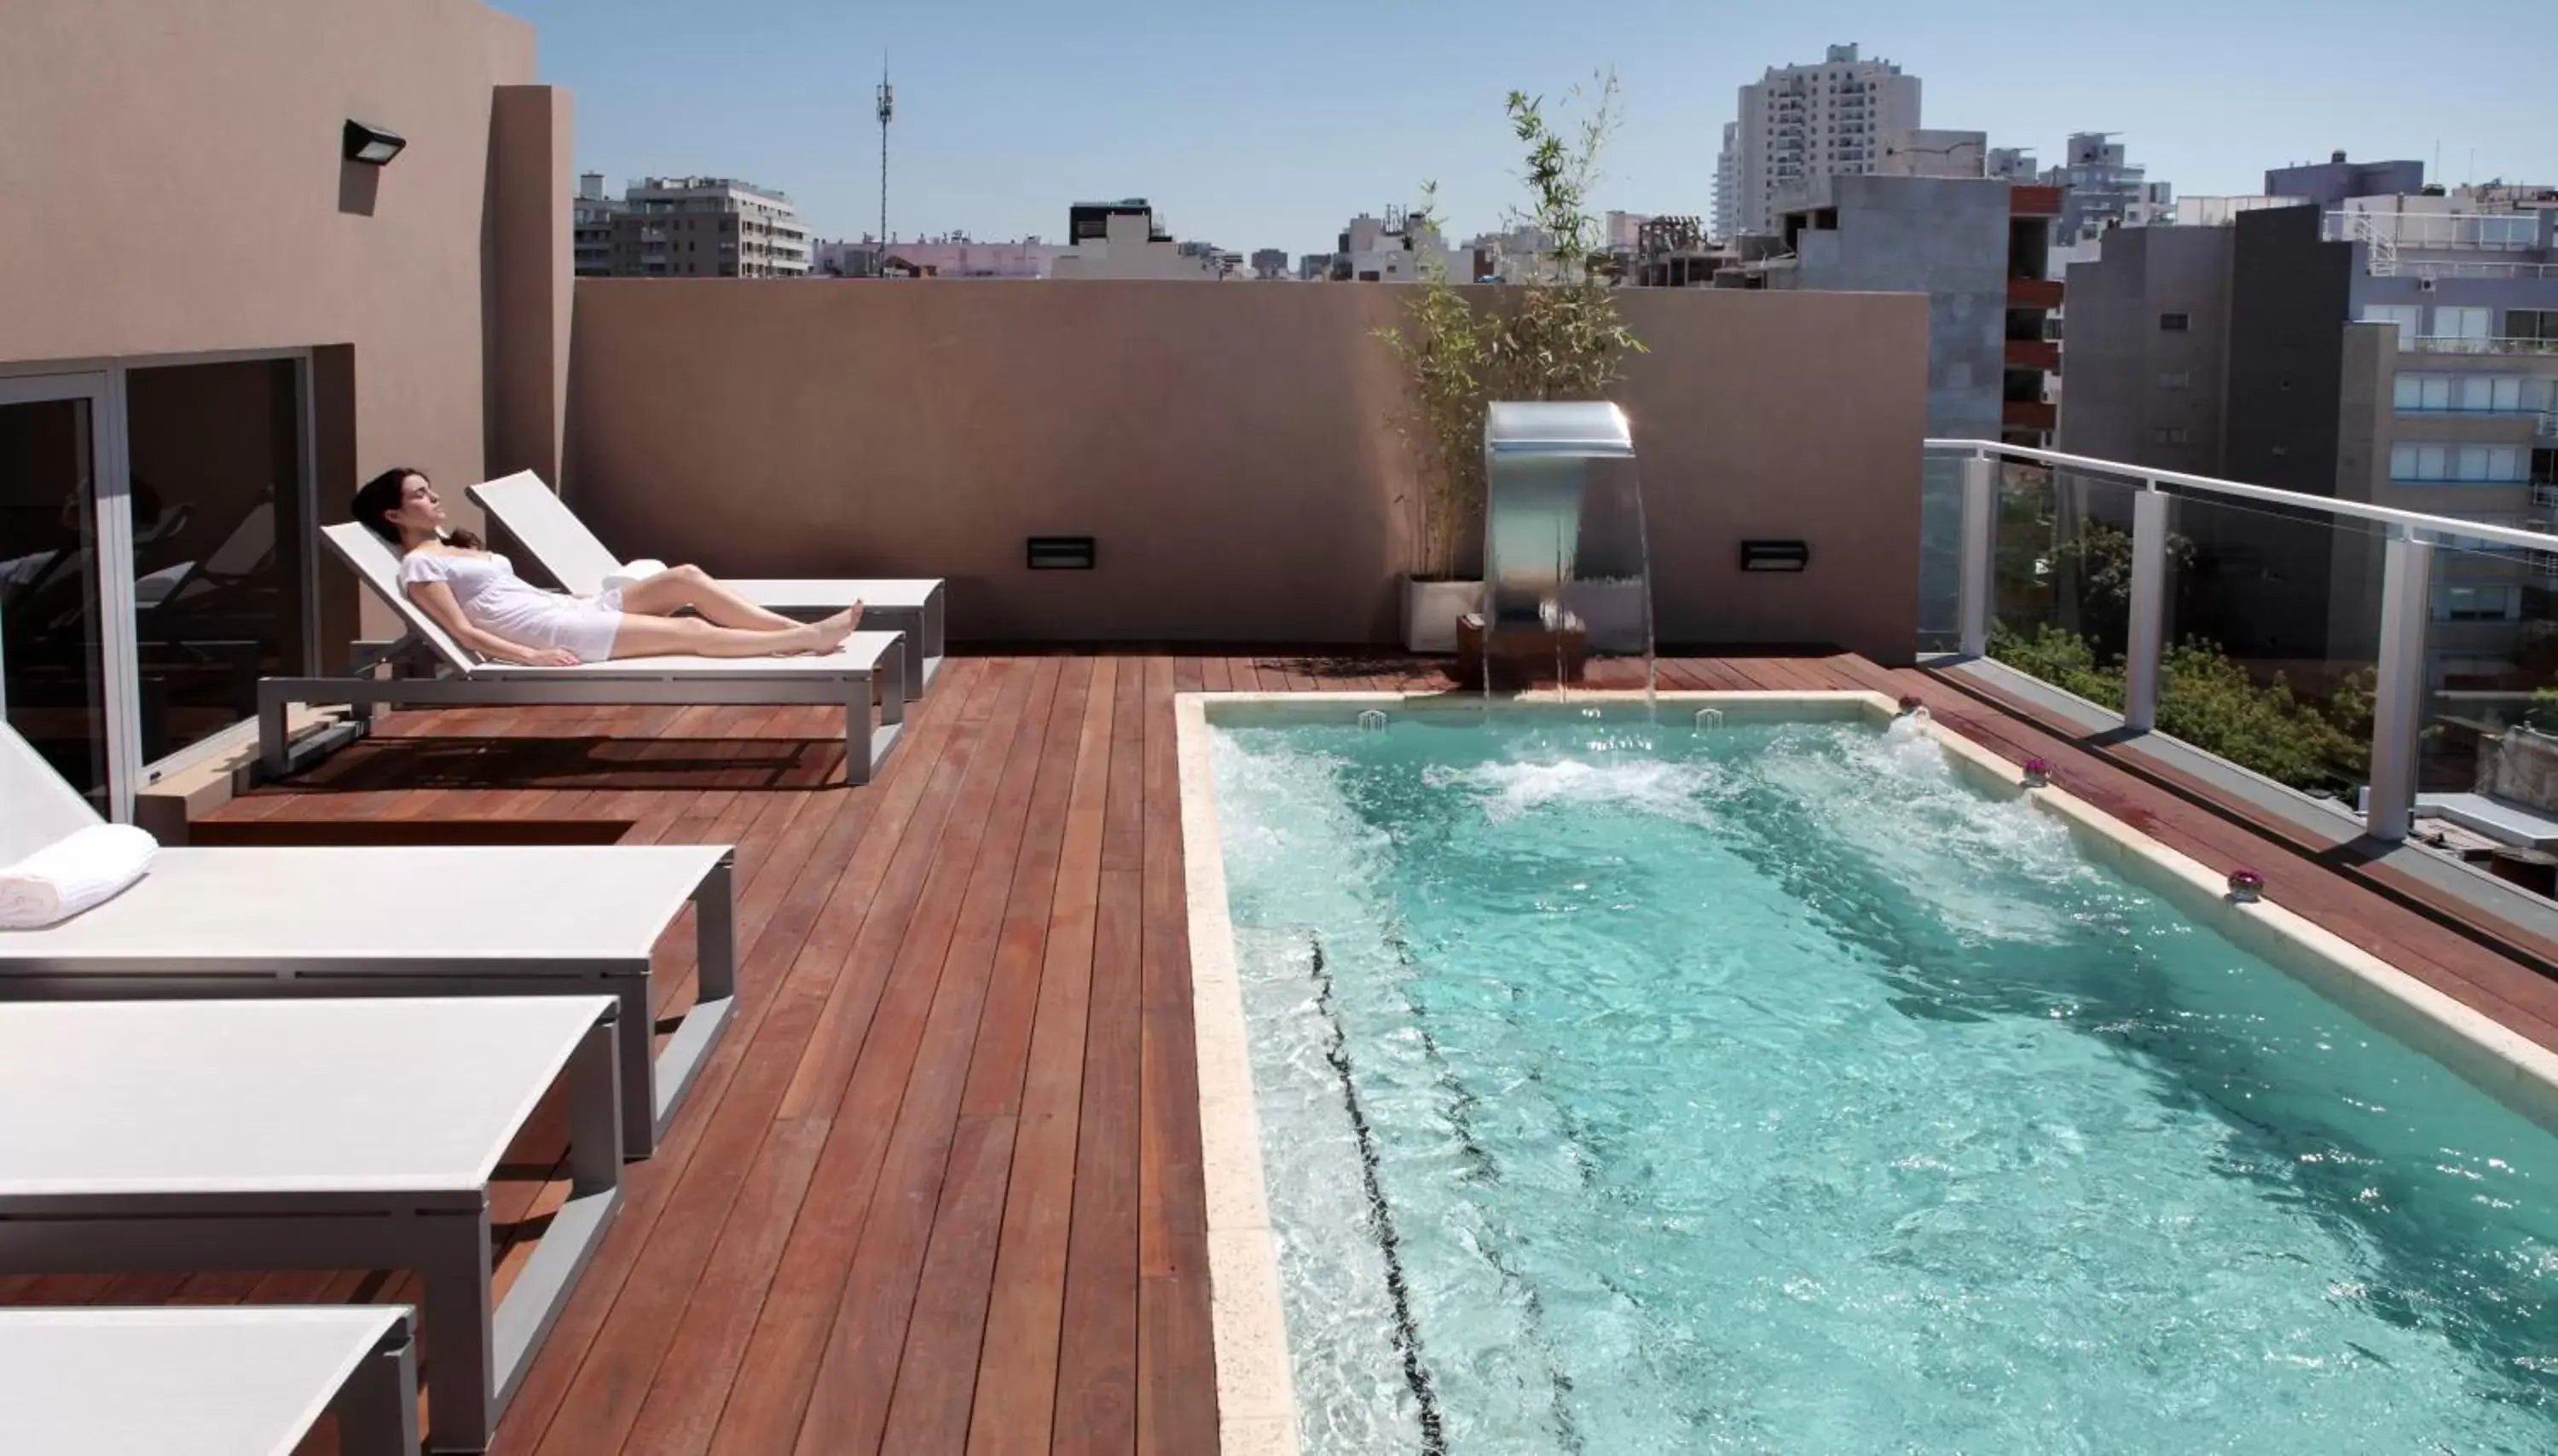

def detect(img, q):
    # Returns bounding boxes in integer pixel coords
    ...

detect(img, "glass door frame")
[0,369,133,819]
[0,350,317,820]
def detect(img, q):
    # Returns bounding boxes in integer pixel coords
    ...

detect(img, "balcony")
[2324,210,2544,251]
[2005,338,2060,371]
[2407,336,2558,357]
[2007,275,2063,309]
[2009,185,2064,218]
[2001,398,2057,431]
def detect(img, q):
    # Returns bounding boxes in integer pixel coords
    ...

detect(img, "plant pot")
[1402,576,1483,655]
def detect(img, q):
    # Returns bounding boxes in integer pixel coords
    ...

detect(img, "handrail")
[1924,438,2558,553]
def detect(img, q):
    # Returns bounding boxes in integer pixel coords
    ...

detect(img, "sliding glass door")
[0,373,129,815]
[1,353,313,821]
[124,357,310,766]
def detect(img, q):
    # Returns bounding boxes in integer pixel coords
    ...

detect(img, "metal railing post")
[2121,485,2169,732]
[1957,450,1995,657]
[2365,529,2434,842]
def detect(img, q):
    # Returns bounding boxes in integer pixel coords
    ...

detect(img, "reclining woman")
[352,467,860,665]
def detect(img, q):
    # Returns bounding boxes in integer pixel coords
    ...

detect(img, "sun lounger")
[468,470,946,697]
[2,1305,420,1456]
[0,995,624,1453]
[260,523,906,785]
[1,722,735,1160]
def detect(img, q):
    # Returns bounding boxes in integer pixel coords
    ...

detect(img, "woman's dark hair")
[351,466,477,550]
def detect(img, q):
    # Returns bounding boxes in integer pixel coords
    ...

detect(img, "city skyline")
[496,0,2556,251]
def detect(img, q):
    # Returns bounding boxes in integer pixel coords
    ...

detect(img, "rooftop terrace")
[10,650,2555,1450]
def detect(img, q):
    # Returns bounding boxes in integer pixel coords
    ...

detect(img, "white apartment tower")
[1728,44,1921,239]
[1713,122,1739,240]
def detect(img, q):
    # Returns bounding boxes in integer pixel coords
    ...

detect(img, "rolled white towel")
[602,558,668,593]
[0,823,159,928]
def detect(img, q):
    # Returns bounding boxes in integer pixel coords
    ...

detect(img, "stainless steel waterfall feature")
[1479,401,1656,697]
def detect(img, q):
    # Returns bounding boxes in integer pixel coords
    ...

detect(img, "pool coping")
[1172,688,2558,1455]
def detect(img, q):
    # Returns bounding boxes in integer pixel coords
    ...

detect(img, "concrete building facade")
[2267,151,2426,211]
[2059,198,2558,693]
[1050,200,1217,280]
[575,176,809,278]
[1881,130,1988,178]
[2,0,570,817]
[1750,175,2058,445]
[810,236,1067,280]
[1728,44,1922,239]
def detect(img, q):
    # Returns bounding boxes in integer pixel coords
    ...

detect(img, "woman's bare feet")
[792,605,860,656]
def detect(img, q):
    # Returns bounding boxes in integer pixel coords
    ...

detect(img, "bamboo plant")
[1378,72,1646,581]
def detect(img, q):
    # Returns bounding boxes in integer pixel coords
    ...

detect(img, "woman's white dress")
[399,550,624,662]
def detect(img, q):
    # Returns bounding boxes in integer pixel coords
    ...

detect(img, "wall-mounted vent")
[1739,540,1810,572]
[1027,535,1096,570]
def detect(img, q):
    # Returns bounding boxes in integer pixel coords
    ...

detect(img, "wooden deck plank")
[1052,659,1149,1456]
[499,664,987,1455]
[790,659,1064,1454]
[968,660,1117,1456]
[1137,659,1217,1454]
[700,662,1041,1455]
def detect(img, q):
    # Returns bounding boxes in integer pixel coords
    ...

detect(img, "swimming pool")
[1183,696,2558,1455]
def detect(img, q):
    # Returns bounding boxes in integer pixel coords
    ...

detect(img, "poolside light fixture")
[2228,869,2266,903]
[342,119,407,166]
[2022,758,2050,788]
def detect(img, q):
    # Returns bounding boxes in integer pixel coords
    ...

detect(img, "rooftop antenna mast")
[875,56,894,244]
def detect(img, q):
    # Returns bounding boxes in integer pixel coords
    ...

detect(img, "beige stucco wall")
[564,282,1928,659]
[0,0,547,500]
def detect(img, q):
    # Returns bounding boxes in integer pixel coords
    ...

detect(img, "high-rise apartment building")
[571,175,809,278]
[1712,123,1739,240]
[1726,44,1922,239]
[2045,133,2172,247]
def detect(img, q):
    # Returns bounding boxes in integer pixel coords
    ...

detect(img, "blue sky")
[497,0,2555,253]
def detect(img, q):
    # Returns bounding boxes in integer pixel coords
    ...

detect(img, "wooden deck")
[14,648,2558,1453]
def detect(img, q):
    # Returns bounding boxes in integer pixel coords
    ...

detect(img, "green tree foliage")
[1989,622,2375,792]
[1378,74,1645,580]
[2526,686,2558,734]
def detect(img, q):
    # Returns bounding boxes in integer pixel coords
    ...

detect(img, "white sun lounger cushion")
[0,823,157,929]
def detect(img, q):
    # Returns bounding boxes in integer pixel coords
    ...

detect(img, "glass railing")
[1926,440,2558,850]
[2322,211,2544,250]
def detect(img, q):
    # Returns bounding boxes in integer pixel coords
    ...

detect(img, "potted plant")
[1377,75,1646,653]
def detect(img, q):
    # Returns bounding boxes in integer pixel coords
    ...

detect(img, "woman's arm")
[403,581,578,667]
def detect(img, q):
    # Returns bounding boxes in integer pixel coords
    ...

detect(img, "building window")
[2394,373,2532,413]
[2393,442,2523,482]
[2156,370,2191,389]
[2358,303,2422,350]
[2434,584,2522,622]
[2534,448,2558,486]
[2153,426,2190,445]
[2429,305,2491,350]
[2511,309,2558,344]
[2158,312,2190,332]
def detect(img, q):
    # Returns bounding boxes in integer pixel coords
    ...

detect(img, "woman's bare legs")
[606,606,860,660]
[615,564,808,632]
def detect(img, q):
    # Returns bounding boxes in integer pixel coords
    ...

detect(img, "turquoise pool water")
[1207,711,2558,1455]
